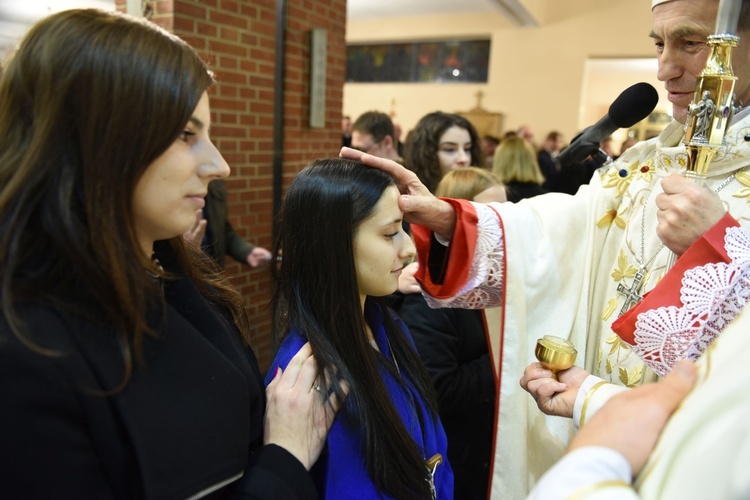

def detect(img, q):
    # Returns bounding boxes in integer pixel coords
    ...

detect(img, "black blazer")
[505,181,548,203]
[204,180,255,267]
[0,246,315,499]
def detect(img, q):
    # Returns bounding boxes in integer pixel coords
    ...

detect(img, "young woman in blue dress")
[267,158,453,499]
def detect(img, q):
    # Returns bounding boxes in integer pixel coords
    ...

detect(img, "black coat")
[204,180,255,267]
[505,181,548,203]
[0,247,315,499]
[538,150,562,192]
[393,293,495,500]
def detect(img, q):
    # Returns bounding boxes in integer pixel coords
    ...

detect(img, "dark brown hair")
[403,111,483,192]
[0,9,249,385]
[273,158,439,498]
[352,110,396,144]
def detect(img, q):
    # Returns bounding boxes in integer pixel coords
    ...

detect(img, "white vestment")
[421,115,750,498]
[528,228,750,498]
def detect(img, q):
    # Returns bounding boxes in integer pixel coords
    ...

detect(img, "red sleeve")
[412,198,479,300]
[612,212,739,344]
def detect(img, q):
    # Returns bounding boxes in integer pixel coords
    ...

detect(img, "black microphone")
[558,82,659,168]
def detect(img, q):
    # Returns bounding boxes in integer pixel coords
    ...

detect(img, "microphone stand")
[664,0,741,270]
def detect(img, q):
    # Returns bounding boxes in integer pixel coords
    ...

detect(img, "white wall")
[344,0,663,143]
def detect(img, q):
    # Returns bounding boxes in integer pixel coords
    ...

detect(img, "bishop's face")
[651,0,718,124]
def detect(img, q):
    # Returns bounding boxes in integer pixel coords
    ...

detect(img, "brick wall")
[118,0,347,371]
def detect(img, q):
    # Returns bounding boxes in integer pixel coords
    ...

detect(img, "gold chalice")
[535,335,577,379]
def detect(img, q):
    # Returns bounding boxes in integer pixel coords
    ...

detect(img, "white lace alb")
[631,227,750,376]
[423,203,504,310]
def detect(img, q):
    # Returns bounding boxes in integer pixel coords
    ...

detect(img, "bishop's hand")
[567,360,697,476]
[520,362,589,418]
[340,147,457,240]
[656,173,726,256]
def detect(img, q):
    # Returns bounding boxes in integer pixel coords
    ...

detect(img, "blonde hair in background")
[435,166,504,200]
[491,136,545,185]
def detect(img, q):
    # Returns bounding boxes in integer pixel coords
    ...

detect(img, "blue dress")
[265,299,454,499]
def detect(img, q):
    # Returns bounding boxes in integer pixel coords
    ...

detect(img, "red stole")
[612,213,739,357]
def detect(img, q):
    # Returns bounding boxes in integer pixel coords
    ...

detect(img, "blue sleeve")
[264,331,307,386]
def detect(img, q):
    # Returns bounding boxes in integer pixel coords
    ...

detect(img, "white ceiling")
[0,0,523,56]
[0,0,115,55]
[347,0,502,21]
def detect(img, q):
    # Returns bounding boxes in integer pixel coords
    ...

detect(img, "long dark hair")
[0,9,250,384]
[273,158,439,498]
[404,111,483,192]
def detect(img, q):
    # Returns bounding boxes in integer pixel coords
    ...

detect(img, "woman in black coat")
[0,9,339,498]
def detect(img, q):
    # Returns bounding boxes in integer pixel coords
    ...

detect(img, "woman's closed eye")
[178,130,197,143]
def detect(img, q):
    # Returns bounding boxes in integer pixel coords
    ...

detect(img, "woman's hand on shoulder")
[519,362,589,418]
[264,343,347,470]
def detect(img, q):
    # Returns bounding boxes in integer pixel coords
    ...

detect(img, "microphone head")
[609,82,659,128]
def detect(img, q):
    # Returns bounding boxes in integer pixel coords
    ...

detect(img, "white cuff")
[573,375,604,430]
[528,447,635,500]
[434,233,451,246]
[573,376,629,430]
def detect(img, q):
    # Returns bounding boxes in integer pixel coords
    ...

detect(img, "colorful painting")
[346,40,490,83]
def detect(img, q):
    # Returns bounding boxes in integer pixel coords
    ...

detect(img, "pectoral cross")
[617,271,645,316]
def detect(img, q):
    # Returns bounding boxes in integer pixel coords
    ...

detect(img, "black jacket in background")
[204,180,255,268]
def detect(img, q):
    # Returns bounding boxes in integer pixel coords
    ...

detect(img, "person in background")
[0,8,340,498]
[394,166,504,500]
[351,110,402,162]
[393,121,406,158]
[491,136,547,202]
[435,167,507,204]
[342,115,352,148]
[267,158,453,499]
[619,136,638,157]
[184,180,272,269]
[537,130,565,192]
[517,123,536,148]
[599,136,617,160]
[403,111,483,192]
[481,134,501,168]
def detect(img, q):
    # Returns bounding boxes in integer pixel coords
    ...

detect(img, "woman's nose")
[199,139,230,179]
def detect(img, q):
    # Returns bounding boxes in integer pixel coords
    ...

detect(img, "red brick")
[165,0,345,367]
[210,10,248,29]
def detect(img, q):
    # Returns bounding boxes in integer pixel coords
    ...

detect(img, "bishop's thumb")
[659,360,698,411]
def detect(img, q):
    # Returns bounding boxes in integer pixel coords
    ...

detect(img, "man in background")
[351,110,402,162]
[185,180,272,269]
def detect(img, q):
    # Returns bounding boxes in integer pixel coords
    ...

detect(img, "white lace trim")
[631,227,750,376]
[423,202,504,309]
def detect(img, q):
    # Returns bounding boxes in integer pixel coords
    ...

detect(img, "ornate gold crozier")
[535,335,577,380]
[666,0,741,269]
